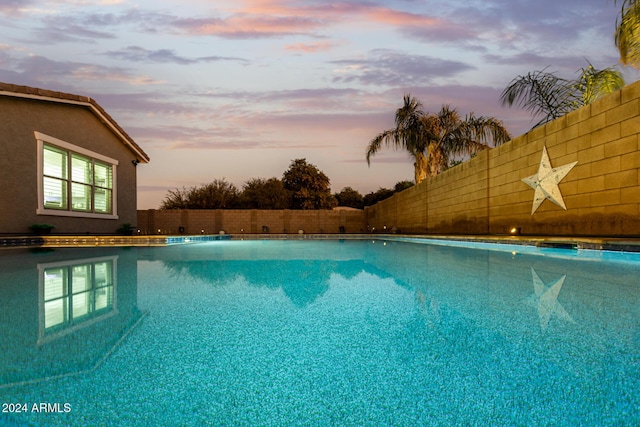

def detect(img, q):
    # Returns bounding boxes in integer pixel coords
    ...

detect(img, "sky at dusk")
[1,0,637,209]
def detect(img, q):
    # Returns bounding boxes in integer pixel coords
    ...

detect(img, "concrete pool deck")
[1,233,640,252]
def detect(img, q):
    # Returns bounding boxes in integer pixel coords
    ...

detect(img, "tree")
[334,187,364,209]
[193,179,239,208]
[239,177,289,209]
[282,159,337,209]
[160,178,239,209]
[422,105,511,177]
[615,0,640,66]
[394,180,414,192]
[367,96,510,183]
[360,181,414,207]
[500,63,625,128]
[160,187,190,209]
[363,187,395,207]
[367,95,431,184]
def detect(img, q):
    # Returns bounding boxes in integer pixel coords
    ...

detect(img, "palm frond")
[615,0,640,66]
[575,63,625,104]
[500,68,577,127]
[447,114,511,157]
[366,128,401,165]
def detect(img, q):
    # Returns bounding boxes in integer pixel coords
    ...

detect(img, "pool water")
[0,239,638,426]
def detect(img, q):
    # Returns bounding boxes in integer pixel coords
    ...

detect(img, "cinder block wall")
[427,149,491,234]
[137,209,367,235]
[366,80,640,236]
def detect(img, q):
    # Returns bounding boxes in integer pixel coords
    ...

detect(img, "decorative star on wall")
[521,146,578,215]
[529,268,574,333]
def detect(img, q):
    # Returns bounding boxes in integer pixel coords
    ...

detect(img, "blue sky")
[1,0,636,209]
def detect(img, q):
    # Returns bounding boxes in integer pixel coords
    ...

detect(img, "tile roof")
[0,82,149,162]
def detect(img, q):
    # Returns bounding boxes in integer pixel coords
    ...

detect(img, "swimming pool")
[0,238,638,426]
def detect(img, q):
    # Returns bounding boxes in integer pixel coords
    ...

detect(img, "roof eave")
[0,84,150,163]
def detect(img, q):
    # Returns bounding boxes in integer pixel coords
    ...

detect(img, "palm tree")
[366,95,432,184]
[422,105,512,177]
[615,0,640,66]
[501,62,624,128]
[366,96,511,183]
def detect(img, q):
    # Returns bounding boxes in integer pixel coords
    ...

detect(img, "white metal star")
[521,146,577,215]
[528,268,574,333]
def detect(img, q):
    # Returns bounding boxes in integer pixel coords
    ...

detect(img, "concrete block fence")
[365,80,640,236]
[137,208,367,235]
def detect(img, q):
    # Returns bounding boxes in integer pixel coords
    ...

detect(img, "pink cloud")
[174,14,322,38]
[234,0,293,15]
[173,1,445,40]
[284,41,338,53]
[236,0,438,25]
[365,8,440,27]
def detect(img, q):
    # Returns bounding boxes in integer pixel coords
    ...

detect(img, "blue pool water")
[0,239,638,426]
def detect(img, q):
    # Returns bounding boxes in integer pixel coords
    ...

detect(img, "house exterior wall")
[0,96,139,234]
[365,80,640,236]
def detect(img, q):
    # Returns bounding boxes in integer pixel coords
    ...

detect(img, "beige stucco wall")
[0,96,139,234]
[137,209,367,235]
[366,80,640,236]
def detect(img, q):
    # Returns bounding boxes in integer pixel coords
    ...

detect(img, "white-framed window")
[36,132,118,219]
[37,256,118,345]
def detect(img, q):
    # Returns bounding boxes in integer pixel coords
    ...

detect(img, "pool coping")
[233,233,640,252]
[383,234,640,252]
[1,233,639,252]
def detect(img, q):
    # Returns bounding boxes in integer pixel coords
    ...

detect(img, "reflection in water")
[528,267,574,333]
[415,290,442,328]
[162,259,393,307]
[39,256,117,344]
[0,249,143,388]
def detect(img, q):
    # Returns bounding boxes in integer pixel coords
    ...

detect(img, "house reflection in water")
[0,247,144,387]
[39,256,117,345]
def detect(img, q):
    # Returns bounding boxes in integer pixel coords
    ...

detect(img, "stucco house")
[0,82,149,235]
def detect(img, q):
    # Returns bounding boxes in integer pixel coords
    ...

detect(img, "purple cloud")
[0,0,35,14]
[103,46,248,65]
[331,49,475,86]
[30,15,117,44]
